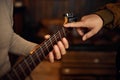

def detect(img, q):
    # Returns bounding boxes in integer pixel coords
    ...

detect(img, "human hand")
[44,35,69,63]
[64,14,103,41]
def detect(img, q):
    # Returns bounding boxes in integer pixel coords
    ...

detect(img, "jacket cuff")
[94,9,114,26]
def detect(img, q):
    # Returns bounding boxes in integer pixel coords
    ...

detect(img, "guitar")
[0,13,76,80]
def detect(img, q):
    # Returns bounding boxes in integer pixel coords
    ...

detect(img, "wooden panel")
[61,68,115,75]
[22,0,115,22]
[62,51,116,64]
[61,75,115,80]
[61,50,116,80]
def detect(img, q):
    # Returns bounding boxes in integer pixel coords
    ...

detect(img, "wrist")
[94,9,114,26]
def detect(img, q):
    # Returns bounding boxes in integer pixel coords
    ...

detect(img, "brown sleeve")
[95,3,120,29]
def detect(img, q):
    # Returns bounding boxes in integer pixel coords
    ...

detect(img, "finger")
[44,34,50,39]
[76,28,84,36]
[82,30,96,41]
[57,41,66,55]
[62,38,69,49]
[48,51,54,63]
[53,45,61,59]
[64,21,85,28]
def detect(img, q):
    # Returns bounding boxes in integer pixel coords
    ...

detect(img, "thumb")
[64,21,84,28]
[82,30,96,41]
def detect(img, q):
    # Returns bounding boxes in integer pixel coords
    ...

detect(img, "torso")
[0,0,13,77]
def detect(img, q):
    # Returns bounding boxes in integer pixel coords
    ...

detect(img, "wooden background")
[20,0,116,22]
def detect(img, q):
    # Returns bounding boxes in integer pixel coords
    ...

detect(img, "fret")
[24,59,32,72]
[20,61,30,76]
[53,34,57,43]
[26,57,35,70]
[49,37,53,47]
[50,35,56,45]
[30,50,40,64]
[60,27,66,37]
[35,48,44,61]
[18,64,27,77]
[62,27,66,37]
[13,66,25,80]
[56,31,60,41]
[60,27,64,37]
[35,51,41,62]
[29,55,36,67]
[44,41,49,52]
[13,69,21,80]
[40,47,46,58]
[58,30,62,39]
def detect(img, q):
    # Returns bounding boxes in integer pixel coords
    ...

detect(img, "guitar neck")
[1,27,70,80]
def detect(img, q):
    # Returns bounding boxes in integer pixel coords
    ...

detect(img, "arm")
[9,33,69,63]
[95,3,120,29]
[9,32,37,56]
[64,3,120,41]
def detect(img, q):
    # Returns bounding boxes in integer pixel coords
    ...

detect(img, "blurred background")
[12,0,120,80]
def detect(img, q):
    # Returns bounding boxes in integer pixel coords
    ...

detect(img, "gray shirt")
[0,0,37,77]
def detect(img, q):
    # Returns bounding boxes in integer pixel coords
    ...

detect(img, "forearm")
[95,3,120,29]
[9,33,38,56]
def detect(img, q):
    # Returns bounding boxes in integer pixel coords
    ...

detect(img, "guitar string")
[28,28,64,61]
[32,27,66,58]
[28,28,65,63]
[32,27,65,57]
[29,27,66,65]
[13,27,65,75]
[11,27,66,77]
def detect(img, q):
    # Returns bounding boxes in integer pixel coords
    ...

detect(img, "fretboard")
[1,27,70,80]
